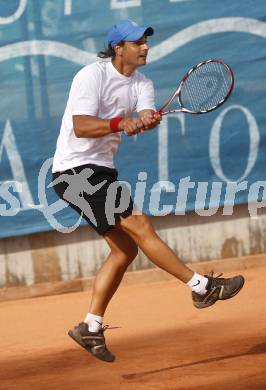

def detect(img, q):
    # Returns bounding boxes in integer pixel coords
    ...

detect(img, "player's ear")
[114,43,124,57]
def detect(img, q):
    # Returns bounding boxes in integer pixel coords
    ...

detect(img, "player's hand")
[139,110,162,131]
[119,117,144,136]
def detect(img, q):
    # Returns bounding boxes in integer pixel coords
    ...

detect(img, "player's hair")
[97,42,125,59]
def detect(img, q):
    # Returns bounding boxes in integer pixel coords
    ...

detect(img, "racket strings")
[180,62,231,113]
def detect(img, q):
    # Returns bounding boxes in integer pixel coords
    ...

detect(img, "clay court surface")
[1,265,266,390]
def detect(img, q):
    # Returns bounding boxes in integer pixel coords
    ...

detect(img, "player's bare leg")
[117,213,244,308]
[118,213,194,282]
[88,228,138,315]
[68,228,138,363]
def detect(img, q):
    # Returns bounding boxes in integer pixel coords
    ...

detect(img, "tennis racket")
[157,59,234,116]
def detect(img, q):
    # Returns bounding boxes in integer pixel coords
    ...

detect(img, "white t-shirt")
[52,61,156,172]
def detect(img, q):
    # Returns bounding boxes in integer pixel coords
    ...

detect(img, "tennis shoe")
[192,272,245,309]
[68,321,115,362]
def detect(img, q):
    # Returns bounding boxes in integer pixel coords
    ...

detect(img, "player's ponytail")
[97,44,115,59]
[97,41,125,59]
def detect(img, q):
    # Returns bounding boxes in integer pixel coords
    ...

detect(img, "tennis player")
[52,19,245,363]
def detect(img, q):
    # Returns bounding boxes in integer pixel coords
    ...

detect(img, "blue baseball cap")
[107,19,154,48]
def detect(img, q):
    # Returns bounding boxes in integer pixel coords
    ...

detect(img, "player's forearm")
[73,115,114,138]
[72,114,160,138]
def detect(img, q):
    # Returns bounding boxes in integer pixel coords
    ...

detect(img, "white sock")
[84,313,103,332]
[187,272,208,295]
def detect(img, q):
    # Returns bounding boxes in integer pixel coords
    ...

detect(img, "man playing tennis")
[52,19,244,363]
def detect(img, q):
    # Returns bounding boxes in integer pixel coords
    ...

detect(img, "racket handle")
[153,111,162,119]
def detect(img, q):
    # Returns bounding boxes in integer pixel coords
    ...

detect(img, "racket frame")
[158,59,234,116]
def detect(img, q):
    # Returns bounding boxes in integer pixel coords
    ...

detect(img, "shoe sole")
[194,276,245,309]
[68,329,115,363]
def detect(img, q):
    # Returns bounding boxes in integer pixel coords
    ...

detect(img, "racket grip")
[153,111,162,119]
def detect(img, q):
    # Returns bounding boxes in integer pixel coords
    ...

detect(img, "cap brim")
[126,26,154,42]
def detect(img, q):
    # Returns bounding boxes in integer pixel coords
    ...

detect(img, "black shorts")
[52,163,133,235]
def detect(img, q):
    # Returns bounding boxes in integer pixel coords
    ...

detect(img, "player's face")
[121,35,149,67]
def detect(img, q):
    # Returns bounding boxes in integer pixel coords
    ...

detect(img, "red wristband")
[110,117,123,133]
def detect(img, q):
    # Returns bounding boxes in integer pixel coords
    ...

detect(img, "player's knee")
[111,243,138,268]
[112,252,136,269]
[124,242,138,264]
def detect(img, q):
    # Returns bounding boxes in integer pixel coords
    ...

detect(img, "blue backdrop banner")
[0,0,266,238]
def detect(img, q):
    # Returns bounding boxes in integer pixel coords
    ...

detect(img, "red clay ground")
[1,266,266,390]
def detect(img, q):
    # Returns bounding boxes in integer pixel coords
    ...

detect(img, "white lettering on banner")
[223,181,248,215]
[149,181,175,216]
[0,181,22,216]
[195,182,223,216]
[175,176,195,215]
[111,0,141,9]
[0,120,39,210]
[64,0,72,15]
[158,114,185,190]
[209,105,260,183]
[248,181,266,217]
[134,172,147,214]
[0,0,27,25]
